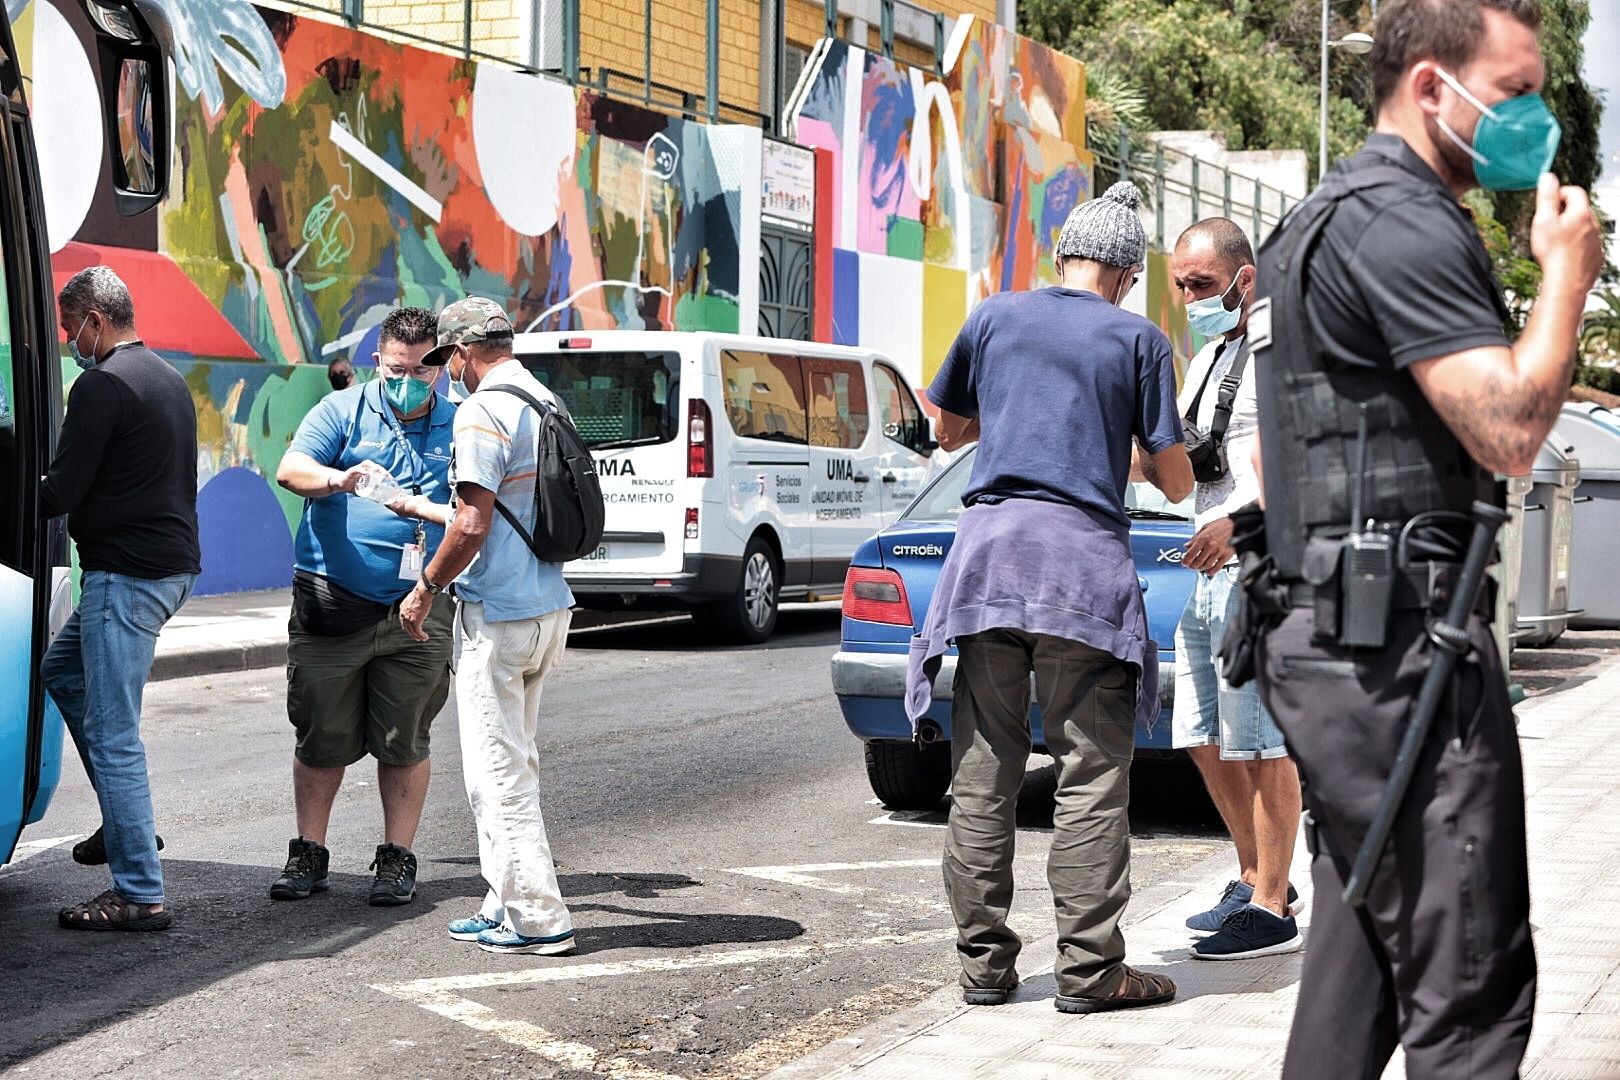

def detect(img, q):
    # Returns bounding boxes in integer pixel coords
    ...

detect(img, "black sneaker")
[1191,903,1303,961]
[72,826,164,866]
[368,844,417,906]
[270,838,330,900]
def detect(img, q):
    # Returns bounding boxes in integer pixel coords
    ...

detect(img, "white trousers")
[454,600,573,938]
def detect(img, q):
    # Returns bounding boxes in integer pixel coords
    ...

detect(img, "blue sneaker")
[1191,903,1303,961]
[476,925,577,956]
[1187,881,1303,935]
[447,914,501,942]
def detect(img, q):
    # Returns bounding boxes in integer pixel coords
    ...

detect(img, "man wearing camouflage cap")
[388,296,579,955]
[907,182,1193,1013]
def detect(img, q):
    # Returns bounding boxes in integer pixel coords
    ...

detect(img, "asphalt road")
[0,606,1225,1080]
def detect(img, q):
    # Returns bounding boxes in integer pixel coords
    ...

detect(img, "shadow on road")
[567,607,841,652]
[0,857,805,1069]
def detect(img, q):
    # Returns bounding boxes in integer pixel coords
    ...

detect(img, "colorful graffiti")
[24,0,756,594]
[20,0,1189,596]
[790,21,1097,388]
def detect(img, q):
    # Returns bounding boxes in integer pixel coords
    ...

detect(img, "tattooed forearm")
[1426,362,1570,475]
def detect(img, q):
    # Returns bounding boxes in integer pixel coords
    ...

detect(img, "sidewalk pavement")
[767,650,1620,1080]
[151,588,292,681]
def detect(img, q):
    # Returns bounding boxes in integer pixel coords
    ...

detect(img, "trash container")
[1553,402,1620,628]
[1492,472,1532,669]
[1515,439,1580,647]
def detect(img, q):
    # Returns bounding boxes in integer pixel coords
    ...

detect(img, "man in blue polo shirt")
[269,307,456,907]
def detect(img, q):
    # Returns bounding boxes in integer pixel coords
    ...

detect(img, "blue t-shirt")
[289,380,456,604]
[928,287,1183,524]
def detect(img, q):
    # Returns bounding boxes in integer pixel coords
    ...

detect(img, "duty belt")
[1285,561,1464,612]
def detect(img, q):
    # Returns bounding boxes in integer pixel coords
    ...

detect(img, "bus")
[1,0,171,866]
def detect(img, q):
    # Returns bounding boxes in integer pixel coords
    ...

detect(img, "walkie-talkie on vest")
[1340,406,1394,648]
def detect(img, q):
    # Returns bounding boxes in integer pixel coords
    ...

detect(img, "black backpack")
[483,384,605,563]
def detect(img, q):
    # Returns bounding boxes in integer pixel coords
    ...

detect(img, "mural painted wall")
[24,0,760,595]
[20,0,1190,596]
[790,21,1098,388]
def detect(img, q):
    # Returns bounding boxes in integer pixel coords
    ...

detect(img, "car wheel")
[709,537,779,644]
[864,739,951,811]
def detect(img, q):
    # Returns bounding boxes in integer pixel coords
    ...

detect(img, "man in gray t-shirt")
[393,297,578,957]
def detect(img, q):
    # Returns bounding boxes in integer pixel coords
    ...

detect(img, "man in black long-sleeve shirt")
[40,266,200,932]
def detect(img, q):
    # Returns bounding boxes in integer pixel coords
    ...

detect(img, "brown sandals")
[1054,964,1176,1014]
[58,889,172,932]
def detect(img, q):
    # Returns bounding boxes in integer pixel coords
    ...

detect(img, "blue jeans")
[41,570,195,904]
[1172,565,1287,761]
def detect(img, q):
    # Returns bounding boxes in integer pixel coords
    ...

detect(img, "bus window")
[0,224,16,572]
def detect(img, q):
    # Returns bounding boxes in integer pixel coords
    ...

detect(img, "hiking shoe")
[1192,904,1304,961]
[72,826,164,866]
[1187,880,1303,935]
[368,844,418,906]
[448,914,502,942]
[475,926,577,956]
[269,838,330,900]
[1054,965,1176,1014]
[963,979,1019,1006]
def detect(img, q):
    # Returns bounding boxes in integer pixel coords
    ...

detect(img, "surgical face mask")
[447,350,472,400]
[382,373,433,413]
[67,315,100,371]
[1185,270,1249,337]
[1433,67,1562,192]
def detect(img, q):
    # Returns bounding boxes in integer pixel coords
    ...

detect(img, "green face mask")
[383,374,434,414]
[1435,67,1562,192]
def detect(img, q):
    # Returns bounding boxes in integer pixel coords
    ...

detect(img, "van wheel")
[710,537,779,643]
[865,740,951,811]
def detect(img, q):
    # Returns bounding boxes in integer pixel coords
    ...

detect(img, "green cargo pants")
[946,628,1137,998]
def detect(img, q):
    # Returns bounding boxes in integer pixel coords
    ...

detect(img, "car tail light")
[688,399,712,477]
[560,337,592,349]
[843,566,913,626]
[685,507,699,540]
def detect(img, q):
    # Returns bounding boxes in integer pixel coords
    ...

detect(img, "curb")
[150,639,288,682]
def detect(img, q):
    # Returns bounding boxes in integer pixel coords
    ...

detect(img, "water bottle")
[353,462,404,504]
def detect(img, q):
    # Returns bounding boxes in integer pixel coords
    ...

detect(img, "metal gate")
[758,226,813,341]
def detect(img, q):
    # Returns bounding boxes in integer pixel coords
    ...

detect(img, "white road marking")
[721,859,946,915]
[4,834,81,867]
[867,812,947,830]
[328,120,443,222]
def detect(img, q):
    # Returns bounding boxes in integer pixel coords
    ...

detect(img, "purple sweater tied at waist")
[904,497,1159,732]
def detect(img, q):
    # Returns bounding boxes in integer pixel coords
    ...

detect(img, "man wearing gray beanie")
[908,180,1193,1014]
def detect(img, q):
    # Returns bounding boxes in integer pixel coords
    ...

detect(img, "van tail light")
[685,507,699,540]
[842,566,913,626]
[688,399,712,477]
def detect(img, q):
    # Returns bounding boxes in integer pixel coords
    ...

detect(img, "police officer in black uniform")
[1247,1,1603,1077]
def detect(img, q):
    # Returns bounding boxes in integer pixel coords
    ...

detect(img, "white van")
[511,331,941,642]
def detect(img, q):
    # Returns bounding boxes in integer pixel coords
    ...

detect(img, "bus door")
[1,0,170,865]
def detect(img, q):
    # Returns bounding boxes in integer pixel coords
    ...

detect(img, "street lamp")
[1320,0,1374,179]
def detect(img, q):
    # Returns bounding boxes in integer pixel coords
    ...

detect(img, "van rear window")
[519,351,681,450]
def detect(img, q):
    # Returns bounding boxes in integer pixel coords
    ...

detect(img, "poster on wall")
[762,139,816,229]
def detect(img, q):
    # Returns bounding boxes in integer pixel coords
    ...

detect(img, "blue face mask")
[1185,271,1248,337]
[383,374,434,414]
[1434,68,1562,192]
[67,315,100,371]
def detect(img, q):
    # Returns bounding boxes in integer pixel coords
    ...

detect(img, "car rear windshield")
[901,448,1192,522]
[519,350,681,450]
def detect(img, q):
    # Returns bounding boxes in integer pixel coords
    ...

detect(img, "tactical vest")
[1251,164,1497,579]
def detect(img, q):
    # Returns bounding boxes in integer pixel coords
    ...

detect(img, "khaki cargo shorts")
[286,596,453,768]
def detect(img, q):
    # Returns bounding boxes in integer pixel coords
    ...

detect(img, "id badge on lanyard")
[400,523,427,580]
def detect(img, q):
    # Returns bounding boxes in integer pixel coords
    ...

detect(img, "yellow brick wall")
[347,0,1007,115]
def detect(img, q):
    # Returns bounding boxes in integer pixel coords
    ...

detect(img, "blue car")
[831,446,1198,809]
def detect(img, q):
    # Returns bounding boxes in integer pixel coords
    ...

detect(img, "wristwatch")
[420,571,444,595]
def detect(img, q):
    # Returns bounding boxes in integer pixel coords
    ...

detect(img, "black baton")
[1342,499,1510,908]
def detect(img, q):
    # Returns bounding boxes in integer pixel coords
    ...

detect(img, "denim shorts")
[1172,565,1288,760]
